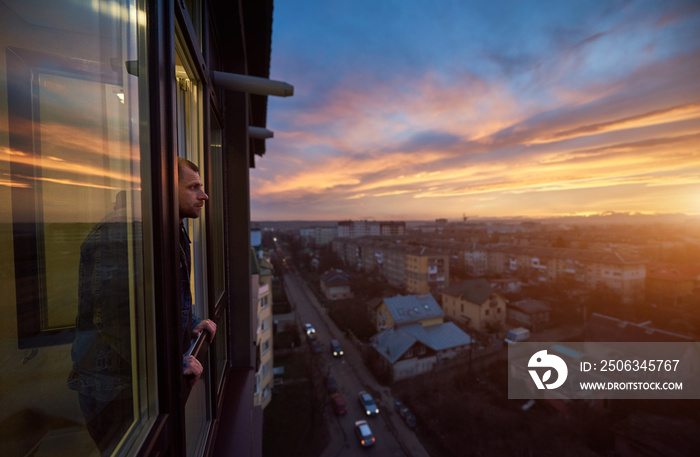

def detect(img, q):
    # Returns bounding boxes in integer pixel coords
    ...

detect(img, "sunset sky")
[252,0,700,221]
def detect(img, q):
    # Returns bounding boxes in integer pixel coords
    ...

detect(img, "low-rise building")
[442,279,507,333]
[375,294,444,332]
[507,298,551,331]
[320,269,353,300]
[371,322,471,381]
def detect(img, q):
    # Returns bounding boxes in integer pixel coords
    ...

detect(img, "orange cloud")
[529,103,700,145]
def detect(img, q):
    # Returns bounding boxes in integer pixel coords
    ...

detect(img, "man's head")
[113,190,127,211]
[178,157,209,222]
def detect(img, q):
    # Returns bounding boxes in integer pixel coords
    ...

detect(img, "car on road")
[358,391,379,416]
[304,323,316,335]
[330,393,347,416]
[330,339,344,357]
[394,400,417,429]
[354,420,376,447]
[326,376,338,394]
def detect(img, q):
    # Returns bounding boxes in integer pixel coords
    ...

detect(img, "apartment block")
[485,246,646,303]
[337,220,406,238]
[253,250,274,409]
[331,238,449,294]
[406,246,450,295]
[300,226,338,245]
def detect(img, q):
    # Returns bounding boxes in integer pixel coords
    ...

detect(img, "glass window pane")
[210,116,225,305]
[209,114,228,391]
[215,307,228,391]
[0,1,149,456]
[176,36,212,457]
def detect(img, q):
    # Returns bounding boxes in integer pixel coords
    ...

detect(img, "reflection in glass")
[210,117,225,306]
[67,191,139,455]
[0,1,145,456]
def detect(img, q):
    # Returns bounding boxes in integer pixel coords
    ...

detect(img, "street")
[283,269,431,457]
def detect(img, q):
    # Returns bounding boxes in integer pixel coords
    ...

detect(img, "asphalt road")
[282,269,429,457]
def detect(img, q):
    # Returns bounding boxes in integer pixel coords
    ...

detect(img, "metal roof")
[372,322,471,364]
[443,279,493,304]
[383,294,444,326]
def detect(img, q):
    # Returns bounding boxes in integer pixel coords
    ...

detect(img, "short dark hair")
[177,157,199,178]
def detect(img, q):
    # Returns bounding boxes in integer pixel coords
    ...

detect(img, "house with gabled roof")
[374,294,444,332]
[442,279,506,332]
[320,269,353,300]
[370,321,471,381]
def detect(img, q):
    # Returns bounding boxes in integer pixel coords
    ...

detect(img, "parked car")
[358,391,379,416]
[403,410,417,429]
[304,323,316,335]
[354,420,375,447]
[330,393,347,416]
[330,339,344,357]
[394,400,417,429]
[326,376,338,394]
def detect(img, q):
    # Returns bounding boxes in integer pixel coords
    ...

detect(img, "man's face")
[178,166,209,220]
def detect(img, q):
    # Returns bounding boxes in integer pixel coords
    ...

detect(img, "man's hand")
[193,318,217,342]
[183,355,203,388]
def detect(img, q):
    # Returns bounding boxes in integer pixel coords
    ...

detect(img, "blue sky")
[252,0,700,221]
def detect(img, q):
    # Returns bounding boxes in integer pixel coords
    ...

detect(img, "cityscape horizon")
[253,211,700,224]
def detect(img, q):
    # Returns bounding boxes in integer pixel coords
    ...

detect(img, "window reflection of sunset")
[1,119,139,187]
[5,151,139,186]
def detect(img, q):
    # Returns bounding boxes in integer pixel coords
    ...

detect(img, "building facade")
[486,246,646,304]
[337,220,406,238]
[371,322,471,381]
[331,237,450,295]
[0,1,288,456]
[506,299,551,332]
[320,269,354,300]
[406,246,449,295]
[374,294,445,332]
[442,279,507,332]
[300,226,338,245]
[253,250,274,410]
